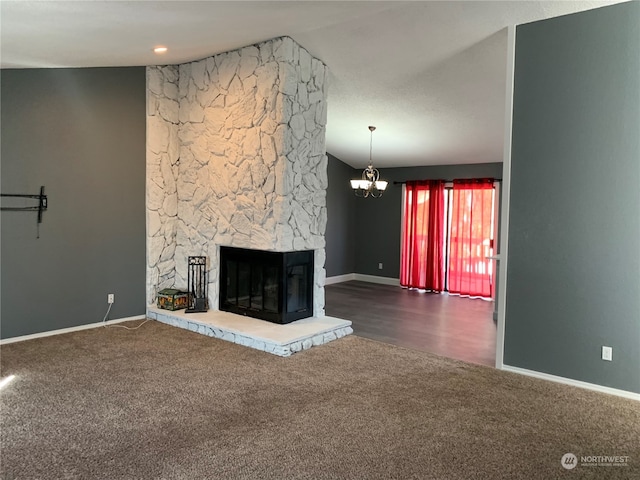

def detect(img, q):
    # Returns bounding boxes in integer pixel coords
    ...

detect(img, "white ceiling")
[0,1,624,168]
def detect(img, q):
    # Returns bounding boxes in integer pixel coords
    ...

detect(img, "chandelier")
[350,126,388,198]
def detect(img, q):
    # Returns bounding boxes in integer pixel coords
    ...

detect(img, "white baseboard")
[324,273,400,287]
[325,273,356,285]
[354,274,401,286]
[0,315,147,345]
[502,364,640,401]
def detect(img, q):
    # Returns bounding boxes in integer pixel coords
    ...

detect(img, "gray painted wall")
[325,154,356,277]
[1,67,147,339]
[505,2,640,393]
[353,163,503,277]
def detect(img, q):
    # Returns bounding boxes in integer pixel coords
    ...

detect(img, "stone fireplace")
[146,36,329,319]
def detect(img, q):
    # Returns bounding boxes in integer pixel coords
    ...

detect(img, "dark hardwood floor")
[325,281,496,367]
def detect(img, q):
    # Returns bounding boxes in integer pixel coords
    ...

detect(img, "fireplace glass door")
[220,247,313,324]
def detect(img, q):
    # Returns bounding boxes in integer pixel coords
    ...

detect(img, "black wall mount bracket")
[1,186,48,237]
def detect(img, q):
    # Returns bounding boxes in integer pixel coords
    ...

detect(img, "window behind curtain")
[401,178,495,299]
[448,179,495,298]
[400,181,445,291]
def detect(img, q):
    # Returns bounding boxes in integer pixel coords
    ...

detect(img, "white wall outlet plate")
[602,346,612,361]
[108,294,115,304]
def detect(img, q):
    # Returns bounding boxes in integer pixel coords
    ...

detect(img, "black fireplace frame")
[219,246,314,324]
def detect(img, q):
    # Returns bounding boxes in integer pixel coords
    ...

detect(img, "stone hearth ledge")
[147,306,352,357]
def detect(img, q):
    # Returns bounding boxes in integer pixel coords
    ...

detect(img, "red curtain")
[400,180,445,291]
[448,179,494,298]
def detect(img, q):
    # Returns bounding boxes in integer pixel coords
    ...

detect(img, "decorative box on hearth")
[157,288,189,311]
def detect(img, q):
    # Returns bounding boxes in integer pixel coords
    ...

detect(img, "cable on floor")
[102,303,150,330]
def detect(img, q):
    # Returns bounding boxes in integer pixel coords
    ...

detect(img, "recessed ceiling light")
[154,46,168,54]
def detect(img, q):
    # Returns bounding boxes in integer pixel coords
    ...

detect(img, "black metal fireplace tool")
[186,256,208,313]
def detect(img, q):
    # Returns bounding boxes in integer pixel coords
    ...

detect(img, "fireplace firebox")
[220,246,314,324]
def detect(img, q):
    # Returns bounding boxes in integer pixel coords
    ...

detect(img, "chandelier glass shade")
[351,126,388,198]
[349,168,388,194]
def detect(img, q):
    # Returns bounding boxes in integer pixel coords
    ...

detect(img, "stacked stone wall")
[146,65,180,303]
[146,37,328,316]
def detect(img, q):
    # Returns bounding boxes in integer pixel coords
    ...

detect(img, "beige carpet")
[1,320,638,479]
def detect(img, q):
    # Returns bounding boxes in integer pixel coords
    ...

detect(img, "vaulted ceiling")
[1,1,624,168]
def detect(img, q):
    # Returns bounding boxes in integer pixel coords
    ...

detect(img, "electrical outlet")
[602,346,612,361]
[108,294,115,304]
[378,262,383,270]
